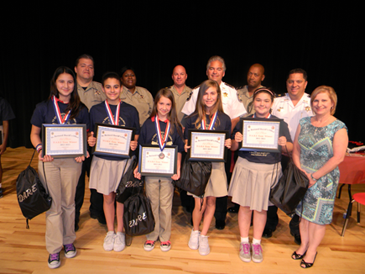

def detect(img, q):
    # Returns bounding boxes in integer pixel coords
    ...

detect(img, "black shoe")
[262,228,273,238]
[227,205,239,213]
[0,187,3,198]
[294,234,301,245]
[300,252,317,269]
[97,214,106,225]
[215,220,225,230]
[290,231,301,245]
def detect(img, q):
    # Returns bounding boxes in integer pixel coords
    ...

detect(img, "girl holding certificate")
[30,66,89,269]
[228,88,292,263]
[134,88,184,252]
[87,72,139,252]
[183,80,232,256]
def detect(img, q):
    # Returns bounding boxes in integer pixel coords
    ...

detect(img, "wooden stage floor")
[1,147,365,273]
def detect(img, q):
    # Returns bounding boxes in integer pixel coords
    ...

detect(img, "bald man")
[169,65,192,123]
[236,64,265,116]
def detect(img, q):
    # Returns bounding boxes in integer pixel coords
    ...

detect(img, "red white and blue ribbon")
[105,100,121,125]
[52,96,71,124]
[155,115,171,152]
[201,111,218,130]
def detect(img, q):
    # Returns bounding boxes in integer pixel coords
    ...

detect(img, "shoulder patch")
[193,84,201,90]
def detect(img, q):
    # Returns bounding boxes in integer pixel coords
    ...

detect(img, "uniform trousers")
[38,158,82,254]
[145,176,174,242]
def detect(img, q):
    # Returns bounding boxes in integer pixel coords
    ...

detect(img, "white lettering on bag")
[128,212,147,227]
[18,183,38,203]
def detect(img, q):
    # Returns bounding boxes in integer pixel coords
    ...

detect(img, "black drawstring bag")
[175,156,212,197]
[16,150,52,228]
[269,160,309,215]
[123,181,155,236]
[115,156,143,204]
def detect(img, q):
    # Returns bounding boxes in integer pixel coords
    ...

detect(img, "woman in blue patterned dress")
[291,86,348,268]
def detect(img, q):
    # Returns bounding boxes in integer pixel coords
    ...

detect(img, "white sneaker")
[103,231,115,251]
[114,232,126,252]
[198,235,210,256]
[188,230,200,250]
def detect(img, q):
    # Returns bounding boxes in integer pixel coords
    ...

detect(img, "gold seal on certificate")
[93,123,135,159]
[138,145,177,176]
[42,124,87,158]
[240,118,280,152]
[187,129,229,162]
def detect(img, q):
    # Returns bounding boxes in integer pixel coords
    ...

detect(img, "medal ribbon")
[104,100,121,125]
[201,111,218,130]
[155,115,170,152]
[52,96,71,124]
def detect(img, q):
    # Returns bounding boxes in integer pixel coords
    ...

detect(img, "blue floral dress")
[295,117,347,225]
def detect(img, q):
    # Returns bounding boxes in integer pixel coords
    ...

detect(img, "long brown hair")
[150,88,183,139]
[48,66,83,120]
[192,80,223,129]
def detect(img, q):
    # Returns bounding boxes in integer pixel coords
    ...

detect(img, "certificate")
[240,118,280,152]
[42,124,87,158]
[93,123,134,159]
[138,145,177,176]
[188,129,229,162]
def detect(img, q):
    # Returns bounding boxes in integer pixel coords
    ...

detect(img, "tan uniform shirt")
[169,85,192,123]
[77,81,106,111]
[120,85,153,126]
[236,85,263,117]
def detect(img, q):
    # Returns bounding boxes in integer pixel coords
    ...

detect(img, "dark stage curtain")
[1,4,363,148]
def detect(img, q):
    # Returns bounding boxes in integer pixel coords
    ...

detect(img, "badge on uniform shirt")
[140,95,144,99]
[277,107,283,112]
[223,92,228,97]
[186,91,193,101]
[305,106,311,111]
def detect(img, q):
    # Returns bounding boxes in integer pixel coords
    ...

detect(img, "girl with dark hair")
[87,72,140,252]
[30,66,89,269]
[134,88,184,252]
[184,80,232,256]
[229,88,293,264]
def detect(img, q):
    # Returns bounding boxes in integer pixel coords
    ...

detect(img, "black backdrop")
[1,3,364,148]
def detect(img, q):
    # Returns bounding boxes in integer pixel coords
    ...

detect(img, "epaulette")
[236,85,245,90]
[275,93,285,98]
[192,84,201,90]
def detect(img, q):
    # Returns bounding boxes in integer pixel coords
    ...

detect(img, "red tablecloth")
[338,155,365,185]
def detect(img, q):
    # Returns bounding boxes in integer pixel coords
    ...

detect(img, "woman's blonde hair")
[310,85,337,115]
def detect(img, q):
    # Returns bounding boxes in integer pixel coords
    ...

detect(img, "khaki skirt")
[89,156,129,195]
[189,162,227,198]
[228,157,282,211]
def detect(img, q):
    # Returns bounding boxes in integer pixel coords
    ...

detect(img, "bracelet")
[36,144,42,153]
[311,173,318,181]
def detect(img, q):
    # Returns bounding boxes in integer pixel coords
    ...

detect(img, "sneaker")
[64,243,77,258]
[239,243,251,262]
[48,253,60,269]
[160,240,171,252]
[144,240,155,251]
[252,243,263,263]
[198,235,210,256]
[103,231,115,251]
[188,230,200,250]
[114,232,126,252]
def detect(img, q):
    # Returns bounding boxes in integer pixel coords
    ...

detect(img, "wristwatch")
[311,174,318,181]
